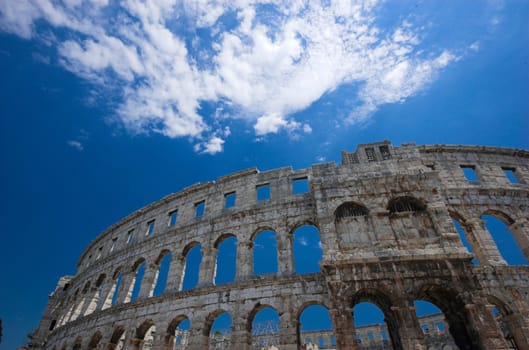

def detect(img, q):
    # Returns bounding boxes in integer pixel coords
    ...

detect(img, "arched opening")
[214,235,237,285]
[72,337,82,350]
[250,306,280,349]
[298,304,335,349]
[417,285,476,349]
[181,243,202,291]
[208,311,232,350]
[87,331,102,350]
[414,300,458,349]
[481,214,528,265]
[451,218,479,265]
[167,315,190,350]
[153,251,172,296]
[130,259,146,302]
[353,302,393,349]
[487,295,523,350]
[334,202,372,248]
[253,230,278,275]
[136,320,156,350]
[387,196,435,240]
[293,225,323,274]
[108,326,125,350]
[109,270,123,307]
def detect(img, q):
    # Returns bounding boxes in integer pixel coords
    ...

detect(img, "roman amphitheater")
[29,141,529,350]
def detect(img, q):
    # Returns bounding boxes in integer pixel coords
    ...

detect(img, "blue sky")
[0,0,528,348]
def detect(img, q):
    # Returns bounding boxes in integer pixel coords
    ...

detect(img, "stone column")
[277,227,294,276]
[468,218,507,265]
[116,271,135,304]
[390,301,427,350]
[187,317,208,350]
[199,244,215,287]
[230,316,251,350]
[97,278,115,310]
[165,254,185,292]
[138,263,159,299]
[464,303,510,349]
[328,286,357,350]
[508,218,529,263]
[279,310,297,350]
[236,240,254,280]
[80,286,99,316]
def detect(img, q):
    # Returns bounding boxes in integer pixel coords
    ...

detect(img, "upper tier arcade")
[30,141,529,350]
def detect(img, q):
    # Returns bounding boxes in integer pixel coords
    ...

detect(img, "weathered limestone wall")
[29,141,529,350]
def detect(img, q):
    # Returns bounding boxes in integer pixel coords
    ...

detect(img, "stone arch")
[250,226,277,241]
[387,196,426,213]
[135,320,156,350]
[206,309,233,349]
[334,201,373,248]
[108,325,126,350]
[129,258,147,302]
[252,229,278,275]
[292,224,323,274]
[249,304,280,349]
[486,294,527,349]
[72,336,82,350]
[481,210,528,265]
[105,267,124,308]
[297,303,335,349]
[414,284,476,349]
[387,196,435,240]
[334,201,369,218]
[87,331,102,350]
[449,211,479,265]
[153,249,172,296]
[352,289,400,350]
[181,241,202,291]
[167,315,191,349]
[213,233,237,285]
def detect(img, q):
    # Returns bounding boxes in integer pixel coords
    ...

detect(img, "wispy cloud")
[67,140,84,151]
[0,1,472,153]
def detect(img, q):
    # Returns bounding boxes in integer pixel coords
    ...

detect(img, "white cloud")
[0,0,469,153]
[67,140,84,151]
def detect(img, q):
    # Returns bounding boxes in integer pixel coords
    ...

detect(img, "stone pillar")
[277,227,294,276]
[468,218,507,265]
[230,316,251,350]
[138,263,158,299]
[97,278,115,310]
[199,244,215,287]
[390,301,427,350]
[116,271,135,304]
[279,311,297,350]
[501,313,529,350]
[465,303,510,350]
[236,240,254,280]
[508,218,529,263]
[80,287,99,316]
[187,317,208,350]
[328,288,357,350]
[165,254,185,292]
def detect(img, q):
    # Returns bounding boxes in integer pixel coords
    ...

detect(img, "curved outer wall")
[30,141,529,350]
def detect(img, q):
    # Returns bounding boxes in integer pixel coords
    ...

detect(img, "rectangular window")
[425,164,435,170]
[224,192,236,208]
[502,167,520,184]
[195,200,205,218]
[292,177,309,194]
[256,183,270,201]
[110,238,117,253]
[168,210,178,226]
[365,147,376,161]
[461,165,479,182]
[127,229,134,244]
[379,145,391,160]
[146,220,155,236]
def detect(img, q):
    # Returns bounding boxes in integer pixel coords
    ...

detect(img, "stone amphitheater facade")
[29,141,529,350]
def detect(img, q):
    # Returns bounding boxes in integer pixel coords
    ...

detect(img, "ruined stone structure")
[30,141,529,350]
